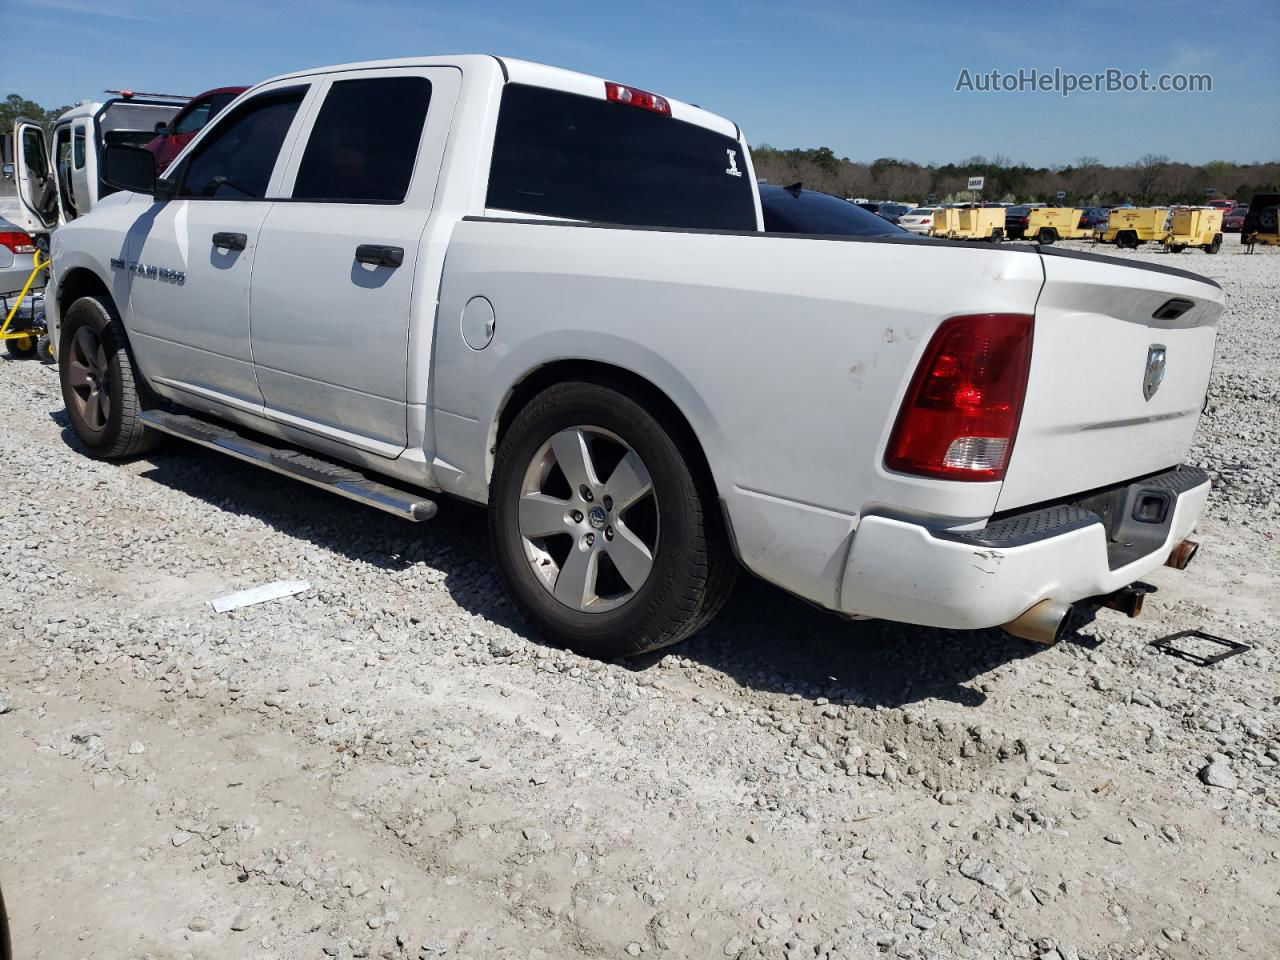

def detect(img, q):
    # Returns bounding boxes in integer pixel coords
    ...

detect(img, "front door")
[249,67,459,457]
[12,120,56,233]
[124,83,312,412]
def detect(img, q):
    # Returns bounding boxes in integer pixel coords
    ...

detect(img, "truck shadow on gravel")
[55,415,1048,710]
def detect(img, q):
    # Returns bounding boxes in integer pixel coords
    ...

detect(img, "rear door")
[249,67,459,457]
[124,82,312,411]
[12,120,56,232]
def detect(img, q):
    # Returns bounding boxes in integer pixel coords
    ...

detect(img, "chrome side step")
[139,410,437,521]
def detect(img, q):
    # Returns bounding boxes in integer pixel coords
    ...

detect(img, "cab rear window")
[487,84,758,231]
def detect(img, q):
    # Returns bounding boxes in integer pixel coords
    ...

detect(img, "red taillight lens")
[605,81,671,116]
[885,313,1034,481]
[921,218,931,224]
[0,230,35,255]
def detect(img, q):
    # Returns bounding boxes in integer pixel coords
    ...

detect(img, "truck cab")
[10,96,182,235]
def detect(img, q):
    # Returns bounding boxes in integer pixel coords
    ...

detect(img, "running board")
[138,410,437,521]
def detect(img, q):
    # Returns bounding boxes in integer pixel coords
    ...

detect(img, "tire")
[1037,228,1057,244]
[1169,244,1186,253]
[988,228,1003,243]
[490,381,736,659]
[36,334,54,363]
[3,334,37,358]
[58,295,160,459]
[1205,234,1222,254]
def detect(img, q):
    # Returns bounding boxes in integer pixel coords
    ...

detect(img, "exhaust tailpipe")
[1165,538,1199,570]
[1096,585,1145,618]
[1002,599,1074,646]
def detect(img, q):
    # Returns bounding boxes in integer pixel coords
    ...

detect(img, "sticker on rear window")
[725,149,742,177]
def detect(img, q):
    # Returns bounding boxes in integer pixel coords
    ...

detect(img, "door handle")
[355,244,404,268]
[212,232,247,251]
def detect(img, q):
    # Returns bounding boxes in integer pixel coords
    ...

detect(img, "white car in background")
[899,207,940,235]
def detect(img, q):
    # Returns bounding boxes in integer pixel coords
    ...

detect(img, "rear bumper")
[838,465,1210,629]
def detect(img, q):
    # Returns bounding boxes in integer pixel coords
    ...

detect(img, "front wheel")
[1205,234,1222,254]
[58,295,160,459]
[490,381,736,659]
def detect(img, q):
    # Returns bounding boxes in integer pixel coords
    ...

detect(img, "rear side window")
[180,87,305,199]
[487,84,757,230]
[293,77,432,203]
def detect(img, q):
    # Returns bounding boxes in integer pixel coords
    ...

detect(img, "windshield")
[905,208,933,216]
[760,186,906,236]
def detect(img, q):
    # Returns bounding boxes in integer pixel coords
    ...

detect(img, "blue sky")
[3,0,1277,166]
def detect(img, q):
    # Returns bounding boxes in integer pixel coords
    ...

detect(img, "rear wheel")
[1037,227,1058,244]
[490,381,736,659]
[988,228,1004,243]
[3,334,37,359]
[1205,234,1222,254]
[59,295,160,459]
[36,334,54,363]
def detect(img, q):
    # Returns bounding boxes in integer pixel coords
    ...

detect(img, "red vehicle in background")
[142,86,246,171]
[1223,206,1248,232]
[1208,199,1237,212]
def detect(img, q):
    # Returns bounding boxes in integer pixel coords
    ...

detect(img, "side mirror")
[102,144,157,195]
[1,162,12,180]
[154,121,168,135]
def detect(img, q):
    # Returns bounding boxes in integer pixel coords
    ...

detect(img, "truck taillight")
[605,81,671,116]
[0,230,35,255]
[885,313,1034,481]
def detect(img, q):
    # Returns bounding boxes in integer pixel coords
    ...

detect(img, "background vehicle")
[760,184,903,235]
[10,95,182,234]
[1078,206,1109,231]
[874,202,911,224]
[143,86,246,171]
[43,55,1221,660]
[1207,199,1236,211]
[0,217,37,294]
[1004,205,1032,239]
[1222,207,1247,232]
[898,207,938,234]
[1240,193,1280,245]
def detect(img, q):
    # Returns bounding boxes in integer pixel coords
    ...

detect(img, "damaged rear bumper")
[839,465,1210,629]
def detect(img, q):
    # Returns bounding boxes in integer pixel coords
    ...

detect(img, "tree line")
[752,146,1280,207]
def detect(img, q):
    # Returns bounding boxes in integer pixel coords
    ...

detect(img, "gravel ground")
[1,241,1277,960]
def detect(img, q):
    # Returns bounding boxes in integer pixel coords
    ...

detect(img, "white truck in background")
[34,55,1219,657]
[8,95,182,233]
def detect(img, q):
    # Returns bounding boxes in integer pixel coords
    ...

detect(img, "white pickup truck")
[40,55,1219,657]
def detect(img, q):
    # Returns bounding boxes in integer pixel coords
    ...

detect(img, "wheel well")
[58,267,114,322]
[495,360,719,498]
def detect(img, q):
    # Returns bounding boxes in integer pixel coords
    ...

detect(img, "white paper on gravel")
[210,580,311,613]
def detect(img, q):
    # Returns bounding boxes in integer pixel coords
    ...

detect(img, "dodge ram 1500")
[42,55,1220,657]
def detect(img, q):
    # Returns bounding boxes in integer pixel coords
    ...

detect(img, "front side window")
[179,87,305,199]
[292,76,432,203]
[73,127,86,168]
[487,84,758,231]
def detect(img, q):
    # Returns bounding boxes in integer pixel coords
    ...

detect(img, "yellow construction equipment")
[928,207,961,238]
[931,206,1004,241]
[1242,198,1280,251]
[1027,207,1090,243]
[0,250,50,360]
[1162,207,1224,254]
[1100,208,1169,248]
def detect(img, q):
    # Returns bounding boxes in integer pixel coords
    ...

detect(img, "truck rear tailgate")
[997,249,1223,511]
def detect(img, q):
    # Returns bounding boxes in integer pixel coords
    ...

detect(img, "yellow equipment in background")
[1242,201,1280,250]
[929,207,961,238]
[1027,207,1090,243]
[1162,207,1224,254]
[1100,208,1169,248]
[0,250,51,360]
[932,206,1005,241]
